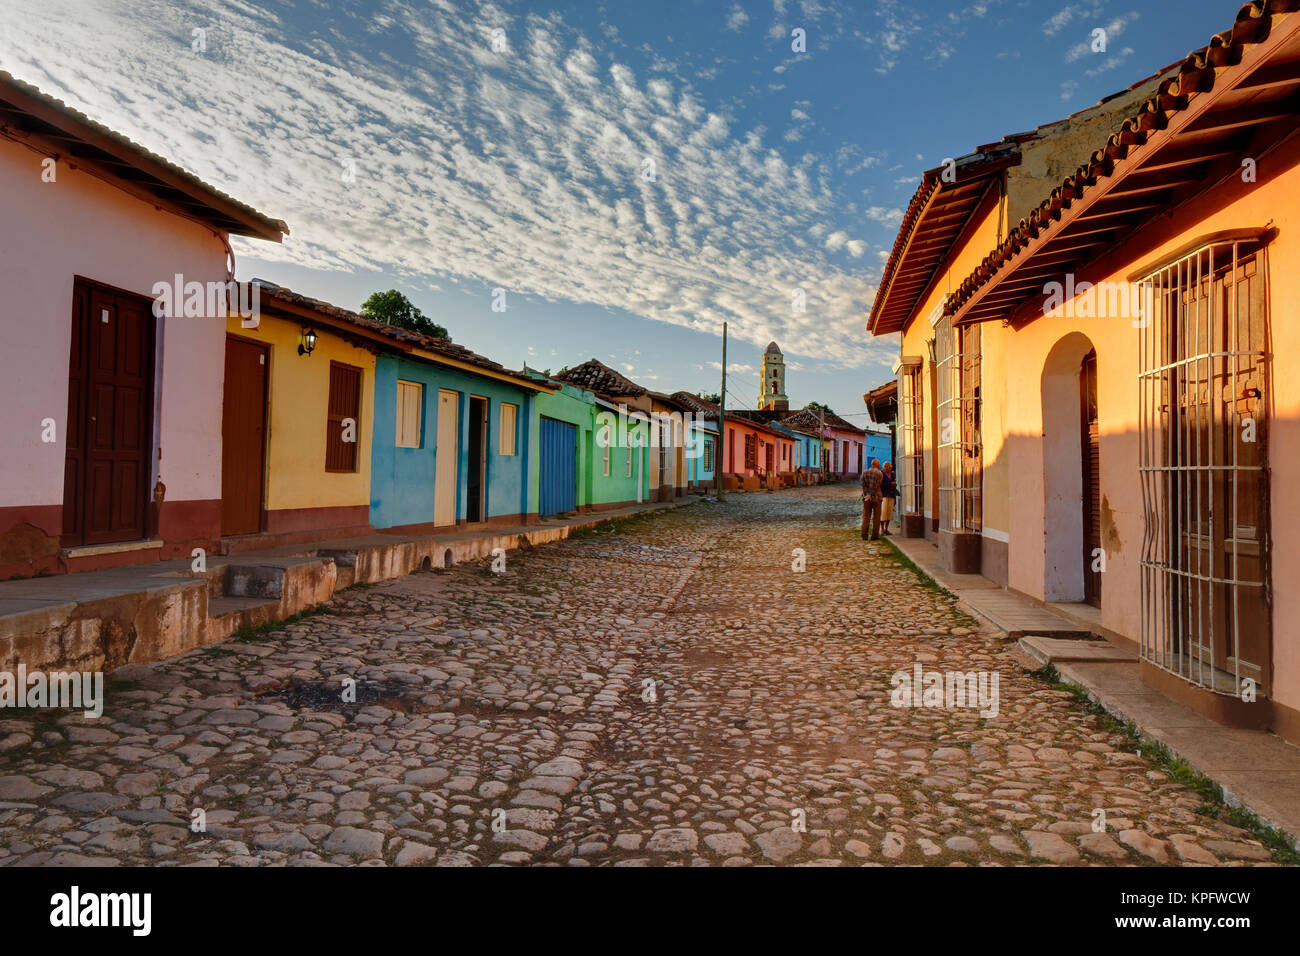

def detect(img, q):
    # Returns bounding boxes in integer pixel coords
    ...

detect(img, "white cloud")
[726,4,749,32]
[0,0,884,367]
[1065,12,1138,63]
[864,206,905,228]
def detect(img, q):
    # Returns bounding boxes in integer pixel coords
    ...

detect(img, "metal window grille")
[935,315,981,532]
[899,364,924,516]
[1138,236,1271,696]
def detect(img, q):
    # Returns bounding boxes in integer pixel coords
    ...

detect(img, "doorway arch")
[1040,333,1100,604]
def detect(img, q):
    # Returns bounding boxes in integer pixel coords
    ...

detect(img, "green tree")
[699,392,721,404]
[806,401,836,415]
[360,289,449,340]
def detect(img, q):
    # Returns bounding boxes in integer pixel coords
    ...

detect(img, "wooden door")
[1080,350,1101,607]
[434,389,459,526]
[63,280,154,547]
[221,337,268,535]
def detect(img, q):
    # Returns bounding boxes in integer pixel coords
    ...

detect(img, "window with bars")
[703,438,713,472]
[899,364,924,516]
[601,423,611,477]
[935,315,981,532]
[1138,235,1271,696]
[326,362,361,472]
[744,433,756,470]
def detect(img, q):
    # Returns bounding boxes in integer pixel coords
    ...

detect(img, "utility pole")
[717,322,727,502]
[819,404,827,483]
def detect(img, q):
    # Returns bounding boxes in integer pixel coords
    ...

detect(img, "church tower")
[758,341,789,411]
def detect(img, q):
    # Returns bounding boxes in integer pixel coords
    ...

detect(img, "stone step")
[1018,636,1139,665]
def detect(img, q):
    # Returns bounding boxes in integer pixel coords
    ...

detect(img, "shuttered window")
[744,434,756,469]
[326,362,362,472]
[395,380,423,448]
[499,403,517,456]
[602,424,611,476]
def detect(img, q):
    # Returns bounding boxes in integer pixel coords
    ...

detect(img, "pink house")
[782,408,867,480]
[0,72,286,577]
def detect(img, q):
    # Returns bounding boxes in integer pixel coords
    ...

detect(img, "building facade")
[0,72,286,578]
[870,1,1300,744]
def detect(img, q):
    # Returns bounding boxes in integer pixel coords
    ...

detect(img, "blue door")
[539,417,577,516]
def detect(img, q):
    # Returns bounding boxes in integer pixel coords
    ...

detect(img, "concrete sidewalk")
[887,532,1300,850]
[0,497,697,677]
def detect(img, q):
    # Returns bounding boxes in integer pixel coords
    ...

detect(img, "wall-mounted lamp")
[298,327,318,356]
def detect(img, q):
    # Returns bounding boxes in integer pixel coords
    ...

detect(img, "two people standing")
[861,459,898,541]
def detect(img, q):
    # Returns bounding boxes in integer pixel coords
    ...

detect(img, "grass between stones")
[877,537,946,595]
[232,604,334,643]
[1030,663,1300,866]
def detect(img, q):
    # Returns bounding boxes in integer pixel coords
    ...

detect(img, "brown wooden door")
[62,280,154,547]
[221,337,268,535]
[1080,350,1101,607]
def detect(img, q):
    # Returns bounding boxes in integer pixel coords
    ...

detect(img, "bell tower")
[758,341,789,411]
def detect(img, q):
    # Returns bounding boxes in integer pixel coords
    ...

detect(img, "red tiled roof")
[251,282,548,390]
[867,140,1025,335]
[670,391,721,418]
[724,410,791,438]
[0,71,287,241]
[555,359,648,399]
[947,0,1300,325]
[781,407,867,434]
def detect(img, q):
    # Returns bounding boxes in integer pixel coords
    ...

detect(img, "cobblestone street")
[0,486,1280,866]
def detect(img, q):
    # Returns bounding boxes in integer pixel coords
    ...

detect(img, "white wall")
[0,136,231,509]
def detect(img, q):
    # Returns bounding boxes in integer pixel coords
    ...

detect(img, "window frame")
[395,379,423,449]
[499,402,518,457]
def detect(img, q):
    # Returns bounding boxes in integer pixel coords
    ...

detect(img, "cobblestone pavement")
[0,486,1281,866]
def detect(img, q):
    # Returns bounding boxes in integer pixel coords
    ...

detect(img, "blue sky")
[1,0,1237,420]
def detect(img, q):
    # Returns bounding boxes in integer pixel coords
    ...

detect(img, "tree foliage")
[360,289,449,340]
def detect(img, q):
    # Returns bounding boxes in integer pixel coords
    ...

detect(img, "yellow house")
[873,0,1300,744]
[222,282,378,549]
[869,78,1167,580]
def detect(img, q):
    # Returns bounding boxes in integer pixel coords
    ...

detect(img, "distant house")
[781,407,870,480]
[0,71,287,577]
[670,392,718,493]
[728,410,798,487]
[556,359,688,501]
[785,425,824,481]
[524,371,651,516]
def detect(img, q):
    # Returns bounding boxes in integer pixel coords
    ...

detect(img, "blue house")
[863,428,893,470]
[369,344,553,532]
[783,425,823,473]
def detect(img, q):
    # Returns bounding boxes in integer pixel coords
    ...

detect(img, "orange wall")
[1000,132,1300,715]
